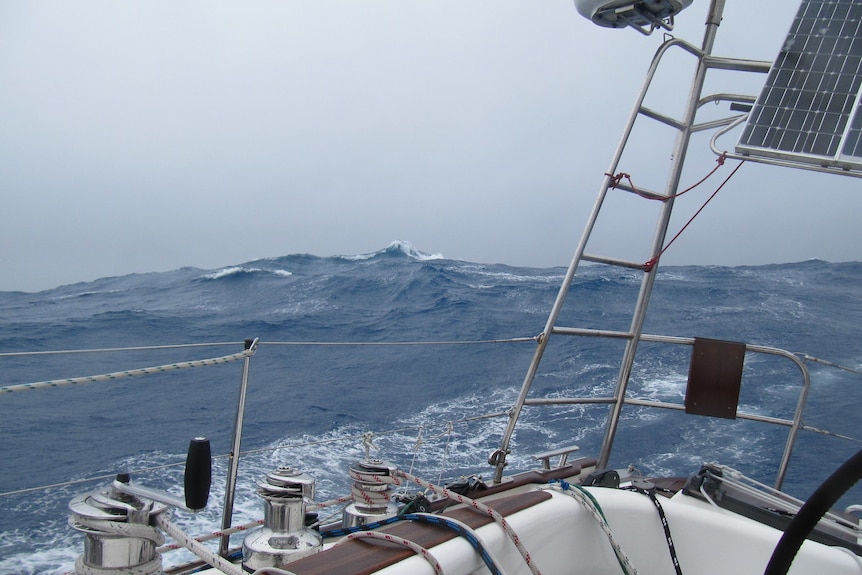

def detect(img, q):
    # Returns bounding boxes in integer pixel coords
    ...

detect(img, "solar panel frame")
[736,0,862,171]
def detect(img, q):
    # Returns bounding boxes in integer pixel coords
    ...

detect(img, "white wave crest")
[202,267,292,280]
[339,240,444,262]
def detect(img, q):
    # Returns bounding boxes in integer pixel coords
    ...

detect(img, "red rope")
[605,152,727,200]
[643,159,745,272]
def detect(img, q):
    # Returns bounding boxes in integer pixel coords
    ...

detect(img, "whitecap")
[338,240,444,262]
[201,267,292,280]
[202,266,260,280]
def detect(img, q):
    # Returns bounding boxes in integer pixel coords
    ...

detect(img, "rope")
[154,513,246,575]
[435,422,455,486]
[311,494,355,510]
[69,515,165,575]
[625,486,682,575]
[543,482,638,575]
[349,466,398,511]
[340,530,444,575]
[68,515,165,546]
[643,160,745,272]
[605,153,727,201]
[405,513,507,575]
[321,511,506,574]
[0,348,254,393]
[407,426,425,478]
[606,154,744,273]
[393,469,542,575]
[156,518,263,552]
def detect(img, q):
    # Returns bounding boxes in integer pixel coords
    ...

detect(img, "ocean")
[1,241,861,574]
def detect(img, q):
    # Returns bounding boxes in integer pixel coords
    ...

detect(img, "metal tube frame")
[219,337,259,557]
[491,8,719,484]
[490,28,713,484]
[490,0,824,484]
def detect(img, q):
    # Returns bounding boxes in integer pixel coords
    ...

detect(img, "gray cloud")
[1,1,859,292]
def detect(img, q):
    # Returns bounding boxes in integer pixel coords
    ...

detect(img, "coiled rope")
[69,515,164,575]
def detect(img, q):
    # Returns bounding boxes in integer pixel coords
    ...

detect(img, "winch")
[67,437,211,575]
[243,465,323,570]
[68,475,168,575]
[342,459,400,528]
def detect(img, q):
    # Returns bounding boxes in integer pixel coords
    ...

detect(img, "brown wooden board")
[288,490,551,575]
[685,337,745,419]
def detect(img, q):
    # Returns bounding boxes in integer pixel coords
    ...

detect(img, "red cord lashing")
[643,158,745,272]
[606,152,728,202]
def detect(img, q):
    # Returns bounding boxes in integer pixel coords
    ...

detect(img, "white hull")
[193,485,862,575]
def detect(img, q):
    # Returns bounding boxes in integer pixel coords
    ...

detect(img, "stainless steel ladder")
[491,1,773,483]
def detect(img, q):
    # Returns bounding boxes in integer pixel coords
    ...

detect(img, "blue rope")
[320,513,504,575]
[403,514,503,575]
[321,515,402,538]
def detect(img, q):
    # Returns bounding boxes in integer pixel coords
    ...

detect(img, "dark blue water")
[1,242,861,573]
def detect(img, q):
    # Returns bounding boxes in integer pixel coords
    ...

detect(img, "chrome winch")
[342,459,400,529]
[67,437,211,575]
[243,465,323,570]
[68,474,168,575]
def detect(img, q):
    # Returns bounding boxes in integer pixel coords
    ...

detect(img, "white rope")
[542,484,638,575]
[392,470,542,575]
[434,422,454,486]
[154,513,246,575]
[349,466,397,510]
[407,425,425,478]
[68,516,165,545]
[1,348,253,393]
[411,512,511,575]
[339,531,444,575]
[68,516,164,575]
[155,492,355,551]
[156,517,263,552]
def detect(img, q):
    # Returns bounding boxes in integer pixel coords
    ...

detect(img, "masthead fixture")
[574,0,694,35]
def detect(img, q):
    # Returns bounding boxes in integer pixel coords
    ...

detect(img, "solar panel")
[736,0,862,171]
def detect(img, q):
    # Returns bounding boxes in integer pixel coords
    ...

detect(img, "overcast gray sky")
[1,1,860,292]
